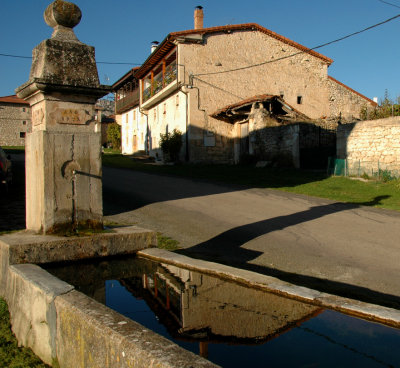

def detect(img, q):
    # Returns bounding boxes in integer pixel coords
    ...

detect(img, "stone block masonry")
[337,116,400,176]
[0,100,31,146]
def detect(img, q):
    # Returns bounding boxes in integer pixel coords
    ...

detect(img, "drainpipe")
[177,61,190,162]
[180,88,190,161]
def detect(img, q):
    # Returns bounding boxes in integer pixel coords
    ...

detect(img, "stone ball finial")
[44,0,82,30]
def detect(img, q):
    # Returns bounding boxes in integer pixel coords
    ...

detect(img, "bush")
[159,129,183,162]
[377,169,396,183]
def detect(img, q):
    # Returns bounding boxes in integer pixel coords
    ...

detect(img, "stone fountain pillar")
[16,0,110,234]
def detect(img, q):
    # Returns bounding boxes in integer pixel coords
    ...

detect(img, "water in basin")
[44,256,400,368]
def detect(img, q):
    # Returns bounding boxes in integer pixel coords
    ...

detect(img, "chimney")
[194,6,203,30]
[151,41,159,53]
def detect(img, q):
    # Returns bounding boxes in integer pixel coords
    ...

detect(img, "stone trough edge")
[138,248,400,329]
[0,228,219,368]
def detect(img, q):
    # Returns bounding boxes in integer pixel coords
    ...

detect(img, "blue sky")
[1,0,400,102]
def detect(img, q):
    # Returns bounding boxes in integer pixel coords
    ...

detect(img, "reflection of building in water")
[141,263,321,343]
[45,256,321,358]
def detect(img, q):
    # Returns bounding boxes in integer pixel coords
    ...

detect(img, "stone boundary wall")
[249,124,300,167]
[337,116,400,177]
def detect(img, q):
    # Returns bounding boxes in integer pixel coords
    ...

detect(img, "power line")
[0,53,31,59]
[194,13,400,77]
[98,61,141,66]
[192,76,245,100]
[0,53,141,66]
[378,0,400,9]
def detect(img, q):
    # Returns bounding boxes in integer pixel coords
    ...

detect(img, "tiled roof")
[134,23,333,79]
[328,76,377,106]
[112,67,140,90]
[0,95,29,105]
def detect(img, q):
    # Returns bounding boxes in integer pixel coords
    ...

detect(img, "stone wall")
[0,102,31,146]
[328,77,375,122]
[337,117,400,176]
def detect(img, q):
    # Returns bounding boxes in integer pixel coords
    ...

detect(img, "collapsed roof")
[210,95,311,124]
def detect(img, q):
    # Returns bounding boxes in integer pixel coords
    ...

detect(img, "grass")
[2,146,25,154]
[0,230,20,236]
[0,298,50,368]
[157,233,180,251]
[102,153,400,212]
[103,147,121,155]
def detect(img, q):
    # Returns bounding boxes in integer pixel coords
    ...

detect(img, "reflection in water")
[45,256,400,368]
[131,263,320,348]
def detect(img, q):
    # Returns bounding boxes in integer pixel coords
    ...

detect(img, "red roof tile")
[0,95,29,105]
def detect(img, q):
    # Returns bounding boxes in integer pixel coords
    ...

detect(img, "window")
[23,121,26,125]
[22,108,26,112]
[20,132,26,138]
[297,96,303,105]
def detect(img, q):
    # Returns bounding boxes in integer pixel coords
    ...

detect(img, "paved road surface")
[103,166,400,309]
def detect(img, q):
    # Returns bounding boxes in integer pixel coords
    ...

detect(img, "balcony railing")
[143,63,177,103]
[164,62,177,86]
[115,89,140,114]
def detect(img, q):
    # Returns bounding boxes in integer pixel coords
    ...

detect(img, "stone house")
[113,7,376,164]
[0,95,31,146]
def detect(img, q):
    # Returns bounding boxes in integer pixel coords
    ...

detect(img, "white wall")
[121,107,148,155]
[147,91,187,160]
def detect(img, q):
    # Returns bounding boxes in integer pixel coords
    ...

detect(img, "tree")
[360,90,400,121]
[107,123,121,149]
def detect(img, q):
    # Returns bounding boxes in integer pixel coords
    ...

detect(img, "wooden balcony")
[143,62,177,103]
[115,89,140,114]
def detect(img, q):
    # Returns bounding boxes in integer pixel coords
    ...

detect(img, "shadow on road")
[101,165,329,216]
[177,195,400,310]
[102,167,248,215]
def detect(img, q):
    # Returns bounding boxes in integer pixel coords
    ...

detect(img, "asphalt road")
[103,166,400,309]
